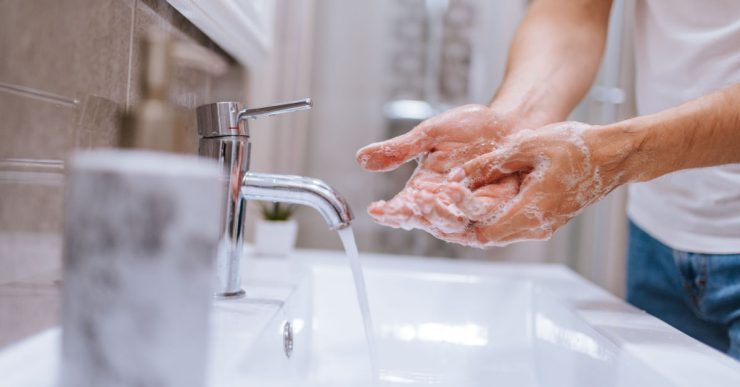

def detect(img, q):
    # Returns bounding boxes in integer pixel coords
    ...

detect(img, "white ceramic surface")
[233,256,740,387]
[1,250,739,387]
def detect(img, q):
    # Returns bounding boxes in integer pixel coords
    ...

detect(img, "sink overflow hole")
[283,321,293,358]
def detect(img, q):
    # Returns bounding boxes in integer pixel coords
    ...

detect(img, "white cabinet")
[166,0,275,68]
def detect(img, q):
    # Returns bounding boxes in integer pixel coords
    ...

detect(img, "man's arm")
[595,84,740,183]
[456,84,740,245]
[491,0,613,128]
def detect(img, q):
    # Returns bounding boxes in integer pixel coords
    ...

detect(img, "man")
[356,0,740,358]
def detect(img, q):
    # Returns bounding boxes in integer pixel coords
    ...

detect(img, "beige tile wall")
[0,0,246,347]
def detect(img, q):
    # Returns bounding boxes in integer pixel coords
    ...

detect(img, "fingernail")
[367,201,386,216]
[357,154,370,168]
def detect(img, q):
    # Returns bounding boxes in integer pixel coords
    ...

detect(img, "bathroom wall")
[0,0,246,347]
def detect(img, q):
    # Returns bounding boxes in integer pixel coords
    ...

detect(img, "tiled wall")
[0,0,246,347]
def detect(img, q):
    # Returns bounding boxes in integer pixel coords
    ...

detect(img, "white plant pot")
[254,219,298,257]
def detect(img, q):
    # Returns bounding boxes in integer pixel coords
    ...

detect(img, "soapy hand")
[358,116,629,247]
[357,104,518,174]
[356,104,524,244]
[450,121,627,245]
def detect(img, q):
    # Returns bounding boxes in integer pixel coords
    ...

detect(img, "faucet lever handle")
[196,98,312,138]
[238,98,312,121]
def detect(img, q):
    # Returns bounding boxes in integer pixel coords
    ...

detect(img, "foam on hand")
[366,121,623,248]
[367,153,524,248]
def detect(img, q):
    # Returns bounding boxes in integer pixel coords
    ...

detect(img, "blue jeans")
[627,220,740,359]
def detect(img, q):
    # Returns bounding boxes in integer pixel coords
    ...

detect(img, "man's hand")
[451,121,631,245]
[357,104,518,173]
[357,118,634,247]
[356,105,524,243]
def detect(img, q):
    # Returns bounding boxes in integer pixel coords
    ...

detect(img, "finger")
[410,179,524,246]
[491,204,559,243]
[471,177,546,243]
[458,148,534,189]
[370,193,491,248]
[355,107,491,172]
[428,228,478,246]
[357,104,507,172]
[474,209,542,245]
[425,141,497,173]
[475,175,520,200]
[499,225,555,244]
[413,216,477,246]
[412,187,469,234]
[473,226,553,247]
[368,183,468,231]
[367,160,443,227]
[356,123,437,172]
[367,196,415,229]
[369,192,473,243]
[459,175,520,221]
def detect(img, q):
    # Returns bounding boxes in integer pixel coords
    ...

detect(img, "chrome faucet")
[196,99,353,299]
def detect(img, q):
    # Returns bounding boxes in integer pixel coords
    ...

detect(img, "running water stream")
[337,226,379,380]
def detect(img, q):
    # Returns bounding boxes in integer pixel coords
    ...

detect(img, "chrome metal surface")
[214,289,246,300]
[282,321,293,359]
[196,101,245,137]
[195,98,353,298]
[242,172,353,230]
[238,98,312,121]
[198,136,250,297]
[196,99,312,138]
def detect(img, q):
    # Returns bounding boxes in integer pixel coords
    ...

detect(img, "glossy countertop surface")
[1,249,739,386]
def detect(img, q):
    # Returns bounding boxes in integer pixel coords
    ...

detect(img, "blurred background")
[0,0,636,346]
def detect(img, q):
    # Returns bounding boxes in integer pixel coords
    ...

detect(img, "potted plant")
[254,202,298,257]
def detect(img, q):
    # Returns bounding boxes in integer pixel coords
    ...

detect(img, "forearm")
[491,0,613,128]
[595,84,740,183]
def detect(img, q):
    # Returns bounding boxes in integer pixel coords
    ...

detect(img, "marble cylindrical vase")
[60,150,223,387]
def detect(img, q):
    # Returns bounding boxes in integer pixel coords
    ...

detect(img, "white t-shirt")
[628,0,740,253]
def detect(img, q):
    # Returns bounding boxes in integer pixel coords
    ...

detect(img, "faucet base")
[214,289,246,300]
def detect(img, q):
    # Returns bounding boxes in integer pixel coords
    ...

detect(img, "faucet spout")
[242,172,353,230]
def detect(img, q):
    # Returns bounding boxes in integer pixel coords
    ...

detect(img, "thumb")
[356,122,437,172]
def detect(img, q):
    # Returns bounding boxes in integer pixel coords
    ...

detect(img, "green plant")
[259,202,295,221]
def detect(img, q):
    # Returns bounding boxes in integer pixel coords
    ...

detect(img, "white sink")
[227,252,740,387]
[2,250,739,387]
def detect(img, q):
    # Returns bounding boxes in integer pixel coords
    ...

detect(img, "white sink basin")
[2,250,739,387]
[226,253,740,387]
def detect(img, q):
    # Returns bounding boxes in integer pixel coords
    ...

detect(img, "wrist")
[489,92,568,131]
[488,101,553,131]
[587,119,653,184]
